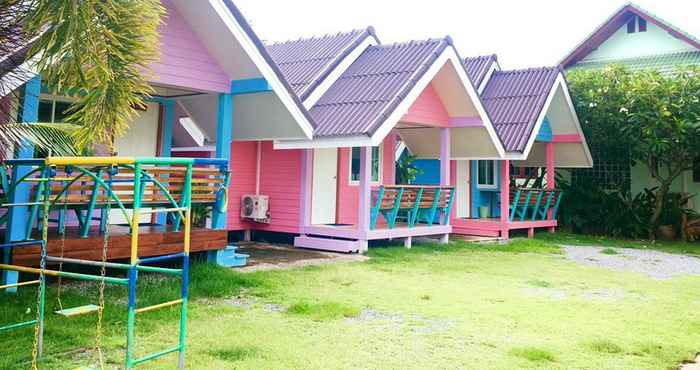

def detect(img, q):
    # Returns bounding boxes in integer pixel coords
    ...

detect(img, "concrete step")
[207,244,249,268]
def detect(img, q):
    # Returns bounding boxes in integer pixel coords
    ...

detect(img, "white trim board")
[206,0,314,139]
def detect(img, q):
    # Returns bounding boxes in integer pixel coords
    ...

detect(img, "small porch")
[295,129,457,253]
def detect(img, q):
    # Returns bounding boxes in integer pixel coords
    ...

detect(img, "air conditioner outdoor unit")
[240,194,270,223]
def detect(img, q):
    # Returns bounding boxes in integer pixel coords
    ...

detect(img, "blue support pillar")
[157,100,175,225]
[212,93,233,230]
[3,76,41,291]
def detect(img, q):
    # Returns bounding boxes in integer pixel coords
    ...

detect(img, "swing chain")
[94,168,112,370]
[31,165,51,369]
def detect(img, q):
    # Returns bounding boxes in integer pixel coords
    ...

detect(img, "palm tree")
[0,0,164,158]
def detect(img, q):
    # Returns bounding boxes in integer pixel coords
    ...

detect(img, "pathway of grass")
[1,237,699,369]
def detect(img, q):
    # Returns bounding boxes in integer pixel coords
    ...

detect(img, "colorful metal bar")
[80,168,103,237]
[135,299,183,314]
[132,346,181,366]
[138,252,185,265]
[0,240,43,249]
[0,264,129,285]
[0,279,40,290]
[0,319,38,332]
[45,256,182,276]
[369,186,385,230]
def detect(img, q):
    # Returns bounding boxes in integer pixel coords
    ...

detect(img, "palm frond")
[0,122,80,159]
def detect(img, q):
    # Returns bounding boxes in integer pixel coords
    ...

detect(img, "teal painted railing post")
[212,93,233,230]
[3,75,40,292]
[509,190,521,222]
[387,188,404,228]
[369,186,384,230]
[157,101,175,226]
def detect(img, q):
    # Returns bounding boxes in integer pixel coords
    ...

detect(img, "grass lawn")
[538,231,700,257]
[1,236,700,369]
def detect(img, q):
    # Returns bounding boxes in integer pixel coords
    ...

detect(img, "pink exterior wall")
[400,83,449,127]
[227,141,303,234]
[150,0,230,93]
[337,135,397,225]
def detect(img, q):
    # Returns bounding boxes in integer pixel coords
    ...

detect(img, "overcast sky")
[235,0,700,70]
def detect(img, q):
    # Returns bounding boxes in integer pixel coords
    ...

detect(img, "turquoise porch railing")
[370,185,455,230]
[508,187,563,222]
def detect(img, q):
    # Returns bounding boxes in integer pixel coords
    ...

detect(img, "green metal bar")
[442,187,455,225]
[126,163,143,370]
[386,187,404,229]
[519,191,533,221]
[25,168,47,239]
[45,256,182,276]
[132,346,181,366]
[509,190,521,222]
[539,191,555,220]
[425,188,441,226]
[0,165,9,194]
[80,168,103,238]
[0,319,38,332]
[408,187,424,227]
[551,192,563,219]
[0,264,129,285]
[369,186,385,230]
[530,191,544,221]
[52,166,132,228]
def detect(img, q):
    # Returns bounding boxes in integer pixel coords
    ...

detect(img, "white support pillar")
[357,146,372,253]
[404,236,412,249]
[440,128,451,186]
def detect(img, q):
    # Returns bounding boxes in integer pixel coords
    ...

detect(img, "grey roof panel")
[463,54,498,88]
[266,28,377,100]
[480,67,561,152]
[309,38,450,138]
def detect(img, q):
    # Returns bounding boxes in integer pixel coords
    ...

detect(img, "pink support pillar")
[546,142,556,229]
[299,149,313,230]
[500,160,510,240]
[546,142,555,190]
[440,128,451,186]
[357,146,372,251]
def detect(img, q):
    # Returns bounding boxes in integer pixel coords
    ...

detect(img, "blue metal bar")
[81,168,103,238]
[0,240,43,249]
[192,158,228,166]
[509,190,521,222]
[138,252,185,265]
[369,186,385,230]
[3,159,45,166]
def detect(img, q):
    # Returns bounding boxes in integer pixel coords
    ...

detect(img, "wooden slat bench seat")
[18,164,229,239]
[370,185,455,229]
[509,188,563,222]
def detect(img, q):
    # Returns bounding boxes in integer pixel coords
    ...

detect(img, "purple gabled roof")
[310,38,451,138]
[480,67,561,152]
[561,3,700,68]
[463,54,498,89]
[222,0,316,129]
[266,27,378,101]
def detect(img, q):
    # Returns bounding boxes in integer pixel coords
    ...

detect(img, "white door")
[112,102,160,225]
[311,148,338,225]
[455,160,470,218]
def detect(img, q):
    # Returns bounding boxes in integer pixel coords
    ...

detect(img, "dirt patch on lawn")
[236,242,368,273]
[562,246,700,280]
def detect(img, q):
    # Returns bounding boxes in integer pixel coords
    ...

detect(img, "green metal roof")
[571,51,700,76]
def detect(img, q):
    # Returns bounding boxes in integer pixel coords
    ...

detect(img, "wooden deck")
[3,225,228,266]
[452,217,557,238]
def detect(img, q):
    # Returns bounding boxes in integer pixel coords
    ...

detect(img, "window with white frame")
[476,160,497,189]
[350,145,382,184]
[38,96,73,123]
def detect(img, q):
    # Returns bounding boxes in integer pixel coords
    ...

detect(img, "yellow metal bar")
[0,279,40,290]
[46,156,135,166]
[130,211,140,264]
[135,299,183,314]
[184,209,191,255]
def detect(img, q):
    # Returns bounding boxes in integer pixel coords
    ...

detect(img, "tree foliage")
[1,0,164,155]
[567,65,700,237]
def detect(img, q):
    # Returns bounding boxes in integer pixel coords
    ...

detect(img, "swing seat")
[55,304,101,317]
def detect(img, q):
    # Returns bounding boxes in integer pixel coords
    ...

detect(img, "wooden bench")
[509,188,563,222]
[23,164,229,239]
[370,185,454,229]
